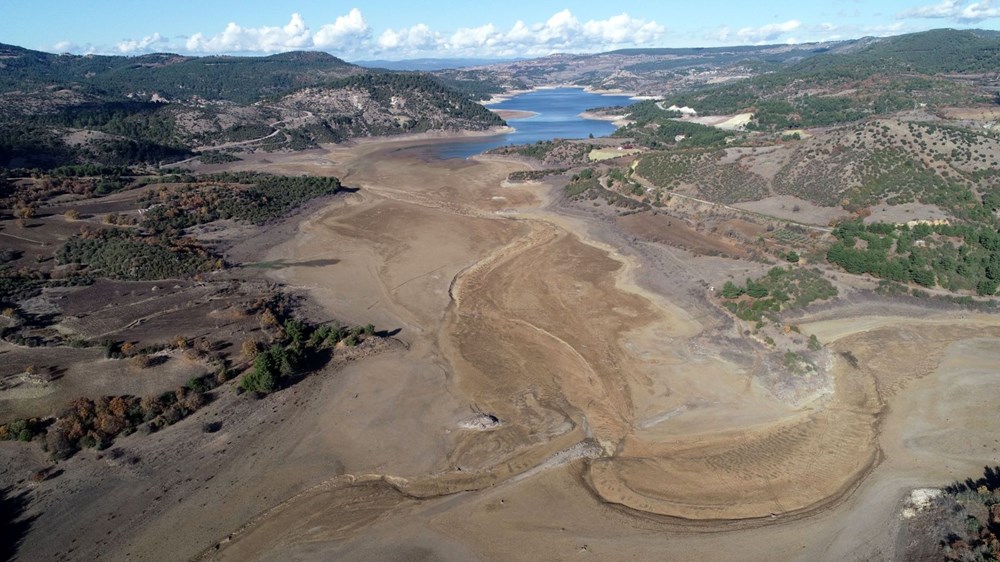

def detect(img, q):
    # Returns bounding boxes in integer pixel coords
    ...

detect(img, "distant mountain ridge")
[354,58,522,71]
[434,28,1000,99]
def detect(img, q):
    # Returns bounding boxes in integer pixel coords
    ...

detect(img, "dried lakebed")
[203,137,1000,561]
[8,132,1000,562]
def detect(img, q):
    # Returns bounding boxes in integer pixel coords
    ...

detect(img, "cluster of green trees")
[202,172,341,224]
[720,266,838,322]
[0,125,75,168]
[844,146,983,218]
[507,168,569,182]
[614,113,732,148]
[0,121,192,169]
[56,228,217,281]
[492,140,557,160]
[141,173,342,232]
[633,149,770,203]
[241,318,375,395]
[564,169,649,210]
[42,101,180,146]
[827,220,1000,295]
[1,368,226,459]
[284,122,344,149]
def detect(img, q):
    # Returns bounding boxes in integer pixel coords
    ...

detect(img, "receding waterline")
[432,87,638,160]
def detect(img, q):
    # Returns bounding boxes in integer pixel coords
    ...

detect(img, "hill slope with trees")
[0,44,505,169]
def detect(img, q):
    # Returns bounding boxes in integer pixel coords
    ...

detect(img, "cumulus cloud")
[899,0,1000,22]
[377,23,440,52]
[53,40,76,53]
[706,19,914,47]
[368,10,665,57]
[180,10,370,54]
[734,20,802,43]
[712,27,733,42]
[116,32,168,54]
[584,13,664,44]
[83,9,665,58]
[185,13,313,53]
[437,10,665,56]
[313,9,370,48]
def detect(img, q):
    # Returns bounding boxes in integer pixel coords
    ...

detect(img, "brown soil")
[492,109,537,120]
[6,133,1000,562]
[617,211,748,257]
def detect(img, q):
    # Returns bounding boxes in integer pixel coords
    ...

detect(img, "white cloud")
[900,0,1000,22]
[116,32,168,54]
[713,27,732,42]
[177,10,369,54]
[377,23,440,52]
[449,23,499,50]
[364,10,666,57]
[735,20,802,43]
[584,13,664,44]
[53,40,76,53]
[704,19,913,47]
[313,8,370,48]
[73,9,665,58]
[185,13,313,53]
[439,10,665,56]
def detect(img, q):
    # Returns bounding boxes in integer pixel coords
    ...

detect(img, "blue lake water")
[431,88,638,159]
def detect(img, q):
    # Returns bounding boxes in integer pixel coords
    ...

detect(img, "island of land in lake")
[2,27,1000,562]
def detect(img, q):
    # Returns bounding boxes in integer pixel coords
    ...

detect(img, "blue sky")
[3,0,1000,59]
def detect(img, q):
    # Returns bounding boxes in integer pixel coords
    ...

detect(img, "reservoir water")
[432,87,638,159]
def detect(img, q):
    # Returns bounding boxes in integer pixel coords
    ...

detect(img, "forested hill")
[434,39,855,97]
[643,28,1000,132]
[791,28,1000,77]
[0,44,361,103]
[0,44,506,168]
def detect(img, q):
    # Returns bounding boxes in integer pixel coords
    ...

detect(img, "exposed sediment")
[204,135,1000,560]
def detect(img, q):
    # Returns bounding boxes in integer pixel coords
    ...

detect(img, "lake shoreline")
[439,87,638,159]
[483,84,660,105]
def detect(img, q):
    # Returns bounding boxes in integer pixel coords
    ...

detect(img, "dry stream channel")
[188,131,1000,562]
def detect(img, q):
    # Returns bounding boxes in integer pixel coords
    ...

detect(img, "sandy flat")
[684,112,754,130]
[10,131,1000,562]
[491,109,538,120]
[205,133,995,558]
[201,137,1000,559]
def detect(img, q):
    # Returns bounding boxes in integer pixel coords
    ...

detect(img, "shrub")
[721,281,744,299]
[240,344,285,395]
